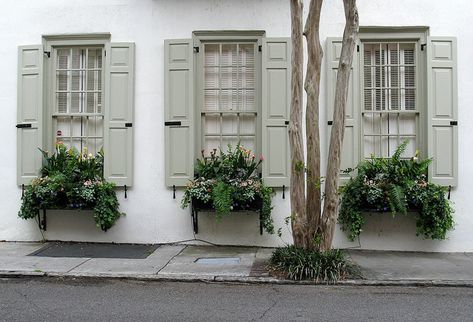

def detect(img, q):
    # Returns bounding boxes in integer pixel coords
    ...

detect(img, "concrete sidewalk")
[1,242,473,287]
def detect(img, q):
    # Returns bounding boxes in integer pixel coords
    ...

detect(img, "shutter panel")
[164,39,194,186]
[104,42,135,186]
[17,45,43,185]
[261,38,291,187]
[326,38,360,184]
[426,37,458,186]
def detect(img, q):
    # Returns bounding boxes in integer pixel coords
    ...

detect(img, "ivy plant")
[338,140,454,241]
[18,144,124,231]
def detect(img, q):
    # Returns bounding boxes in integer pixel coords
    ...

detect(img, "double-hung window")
[164,31,291,187]
[17,34,135,186]
[53,46,104,154]
[326,27,458,186]
[199,40,259,154]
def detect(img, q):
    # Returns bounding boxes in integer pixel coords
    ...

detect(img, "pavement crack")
[67,257,93,273]
[252,286,280,321]
[156,245,187,275]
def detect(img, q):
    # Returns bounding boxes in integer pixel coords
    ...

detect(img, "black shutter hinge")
[125,122,133,127]
[104,50,106,57]
[258,45,262,52]
[193,46,200,53]
[328,121,333,125]
[357,45,360,52]
[421,44,426,51]
[450,121,458,126]
[43,51,50,58]
[165,121,181,126]
[16,123,32,128]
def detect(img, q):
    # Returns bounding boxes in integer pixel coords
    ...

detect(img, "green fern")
[388,183,407,215]
[392,140,408,162]
[211,181,233,219]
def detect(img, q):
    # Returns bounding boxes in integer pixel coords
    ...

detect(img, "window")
[326,28,458,186]
[199,40,259,154]
[53,46,104,154]
[17,34,134,186]
[164,32,291,187]
[362,41,418,158]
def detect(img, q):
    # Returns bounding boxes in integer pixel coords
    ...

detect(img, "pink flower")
[259,155,264,161]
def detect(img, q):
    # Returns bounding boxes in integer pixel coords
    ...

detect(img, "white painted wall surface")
[0,0,472,251]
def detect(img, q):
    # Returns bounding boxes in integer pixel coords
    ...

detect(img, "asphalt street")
[1,278,473,321]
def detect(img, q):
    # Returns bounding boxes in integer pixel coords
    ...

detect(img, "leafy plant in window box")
[18,143,124,231]
[338,140,454,241]
[181,144,275,234]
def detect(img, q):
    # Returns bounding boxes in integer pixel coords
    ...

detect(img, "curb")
[2,271,473,288]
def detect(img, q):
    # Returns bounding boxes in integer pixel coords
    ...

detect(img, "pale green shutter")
[104,43,135,186]
[325,38,360,184]
[261,38,291,187]
[426,37,458,186]
[17,45,44,185]
[164,39,194,186]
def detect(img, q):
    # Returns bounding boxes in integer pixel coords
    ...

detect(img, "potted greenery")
[338,140,454,241]
[181,144,275,234]
[18,143,124,231]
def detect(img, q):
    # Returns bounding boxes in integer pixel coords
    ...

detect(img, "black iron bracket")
[193,46,200,53]
[21,184,25,199]
[450,121,458,126]
[173,185,176,199]
[16,123,32,128]
[421,44,426,51]
[125,123,133,128]
[124,185,127,199]
[258,45,262,52]
[43,51,51,58]
[328,121,333,125]
[448,185,452,200]
[37,209,47,231]
[282,185,285,199]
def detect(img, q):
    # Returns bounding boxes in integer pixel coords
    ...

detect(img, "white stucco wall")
[1,0,472,251]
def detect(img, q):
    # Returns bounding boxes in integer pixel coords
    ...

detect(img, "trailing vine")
[181,144,275,234]
[338,140,454,241]
[18,144,124,231]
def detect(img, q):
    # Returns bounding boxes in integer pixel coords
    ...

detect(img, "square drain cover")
[195,257,240,265]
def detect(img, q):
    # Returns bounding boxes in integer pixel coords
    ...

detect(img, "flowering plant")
[18,143,123,231]
[181,144,274,234]
[338,140,454,241]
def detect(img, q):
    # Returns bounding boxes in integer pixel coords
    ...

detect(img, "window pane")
[221,44,237,66]
[204,67,219,89]
[56,49,70,69]
[239,44,254,66]
[240,114,256,135]
[221,115,238,135]
[220,89,237,110]
[204,44,219,66]
[56,71,69,91]
[204,115,220,135]
[204,90,218,111]
[220,67,237,89]
[56,93,68,113]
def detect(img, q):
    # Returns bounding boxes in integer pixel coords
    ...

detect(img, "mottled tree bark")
[289,0,307,247]
[320,0,359,251]
[303,0,323,250]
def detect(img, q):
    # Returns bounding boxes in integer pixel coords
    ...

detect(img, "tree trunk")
[303,0,323,250]
[320,0,359,251]
[289,0,307,247]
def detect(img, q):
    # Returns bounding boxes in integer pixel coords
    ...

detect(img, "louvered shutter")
[326,38,360,184]
[261,38,291,187]
[426,37,458,186]
[104,43,135,186]
[164,39,194,186]
[17,45,44,185]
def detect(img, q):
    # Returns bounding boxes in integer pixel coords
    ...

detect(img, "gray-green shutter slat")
[164,39,194,186]
[325,37,360,185]
[427,37,458,186]
[104,42,135,186]
[17,45,44,185]
[261,37,291,187]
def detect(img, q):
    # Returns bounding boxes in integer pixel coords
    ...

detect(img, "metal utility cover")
[195,257,241,265]
[29,242,159,259]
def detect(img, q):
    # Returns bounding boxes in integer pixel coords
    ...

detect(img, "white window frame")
[42,33,111,154]
[357,27,429,158]
[193,31,264,159]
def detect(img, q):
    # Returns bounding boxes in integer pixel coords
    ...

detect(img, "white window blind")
[54,47,104,154]
[362,42,418,158]
[202,42,257,153]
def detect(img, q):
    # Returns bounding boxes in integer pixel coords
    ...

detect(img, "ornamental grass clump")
[269,245,355,282]
[18,143,123,231]
[181,144,275,234]
[338,140,454,241]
